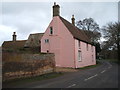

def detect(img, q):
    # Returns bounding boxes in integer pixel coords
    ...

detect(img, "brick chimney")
[13,32,16,41]
[71,15,75,25]
[53,2,60,17]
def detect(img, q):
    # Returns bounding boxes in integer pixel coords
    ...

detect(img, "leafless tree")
[102,22,120,60]
[76,18,101,43]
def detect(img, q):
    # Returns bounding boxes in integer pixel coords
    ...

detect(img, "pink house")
[41,3,96,68]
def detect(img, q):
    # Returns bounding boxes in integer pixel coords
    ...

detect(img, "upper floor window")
[91,45,93,52]
[86,43,88,51]
[45,39,49,43]
[50,27,53,35]
[78,40,80,48]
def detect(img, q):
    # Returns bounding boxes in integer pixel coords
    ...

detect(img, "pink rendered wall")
[75,39,96,68]
[41,16,96,68]
[58,17,75,68]
[41,16,75,68]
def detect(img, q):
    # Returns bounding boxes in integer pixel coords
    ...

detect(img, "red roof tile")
[59,16,91,44]
[2,40,27,49]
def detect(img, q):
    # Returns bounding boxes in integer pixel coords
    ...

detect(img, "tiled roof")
[59,16,91,44]
[2,40,27,49]
[2,33,44,49]
[30,33,44,40]
[24,33,44,47]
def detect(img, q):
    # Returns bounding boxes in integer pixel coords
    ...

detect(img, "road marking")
[84,74,98,81]
[107,62,112,67]
[101,70,106,73]
[67,84,76,88]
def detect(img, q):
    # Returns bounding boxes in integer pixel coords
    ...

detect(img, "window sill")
[49,35,58,36]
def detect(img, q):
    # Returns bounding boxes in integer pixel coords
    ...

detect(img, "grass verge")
[3,72,63,88]
[76,60,101,70]
[105,59,120,64]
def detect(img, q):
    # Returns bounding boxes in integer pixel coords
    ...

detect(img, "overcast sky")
[0,0,119,46]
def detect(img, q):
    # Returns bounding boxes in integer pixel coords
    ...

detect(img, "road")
[9,60,119,88]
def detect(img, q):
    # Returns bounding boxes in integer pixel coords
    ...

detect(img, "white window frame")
[78,50,82,62]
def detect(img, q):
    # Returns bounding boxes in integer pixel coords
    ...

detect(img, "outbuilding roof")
[2,40,27,49]
[24,33,44,47]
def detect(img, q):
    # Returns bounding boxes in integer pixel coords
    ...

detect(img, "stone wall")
[2,52,54,62]
[2,53,55,81]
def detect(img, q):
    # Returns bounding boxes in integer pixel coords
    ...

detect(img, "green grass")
[76,61,101,70]
[3,72,63,88]
[105,59,120,64]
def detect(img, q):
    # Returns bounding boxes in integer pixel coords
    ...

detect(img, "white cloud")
[0,25,17,44]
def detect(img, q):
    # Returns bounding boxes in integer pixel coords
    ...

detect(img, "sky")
[0,0,119,46]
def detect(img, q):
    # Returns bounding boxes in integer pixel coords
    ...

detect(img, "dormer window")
[50,27,53,35]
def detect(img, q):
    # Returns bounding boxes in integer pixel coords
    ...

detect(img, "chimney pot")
[54,2,56,5]
[13,32,17,41]
[53,2,60,17]
[71,15,75,25]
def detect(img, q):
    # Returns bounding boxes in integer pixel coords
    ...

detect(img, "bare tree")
[102,22,120,60]
[76,18,101,43]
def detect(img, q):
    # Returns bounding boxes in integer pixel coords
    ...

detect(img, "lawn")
[76,60,101,70]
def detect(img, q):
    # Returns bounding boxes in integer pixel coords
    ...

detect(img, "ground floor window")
[45,39,49,43]
[78,50,82,61]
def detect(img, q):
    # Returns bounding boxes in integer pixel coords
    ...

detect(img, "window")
[45,39,49,43]
[91,45,93,52]
[47,50,49,53]
[78,40,80,48]
[78,50,82,61]
[86,44,88,51]
[92,55,94,62]
[50,27,53,35]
